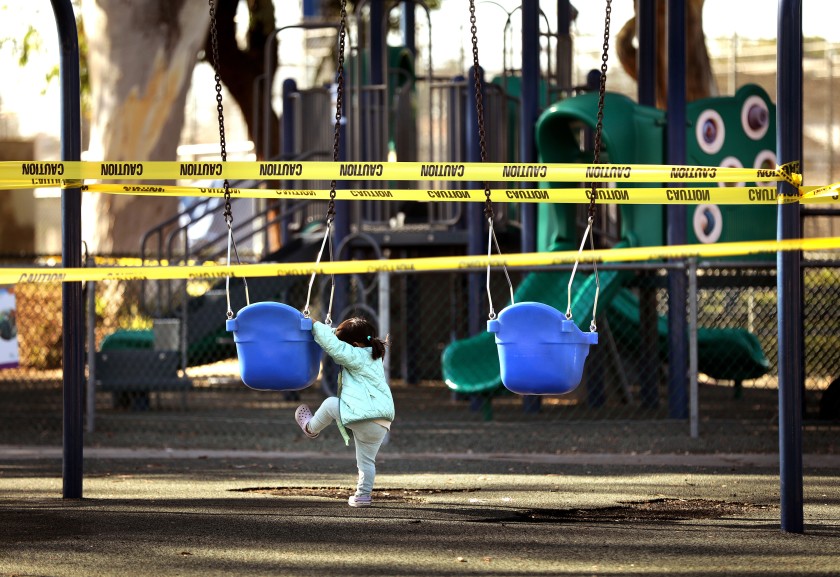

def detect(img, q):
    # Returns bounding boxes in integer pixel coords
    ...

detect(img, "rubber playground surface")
[2,445,839,577]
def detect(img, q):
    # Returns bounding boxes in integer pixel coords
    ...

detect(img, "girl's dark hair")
[335,317,387,360]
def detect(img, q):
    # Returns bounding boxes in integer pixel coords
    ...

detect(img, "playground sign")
[0,287,19,369]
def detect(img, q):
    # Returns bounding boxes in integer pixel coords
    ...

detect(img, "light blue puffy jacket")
[312,322,395,443]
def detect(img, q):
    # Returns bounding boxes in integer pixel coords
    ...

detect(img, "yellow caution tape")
[0,160,803,184]
[4,236,839,286]
[8,159,838,205]
[0,179,83,190]
[799,182,840,203]
[777,161,803,187]
[4,181,835,205]
[85,183,830,204]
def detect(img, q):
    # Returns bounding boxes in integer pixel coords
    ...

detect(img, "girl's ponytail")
[370,335,387,361]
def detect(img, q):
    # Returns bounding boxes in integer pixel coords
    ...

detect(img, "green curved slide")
[606,288,770,382]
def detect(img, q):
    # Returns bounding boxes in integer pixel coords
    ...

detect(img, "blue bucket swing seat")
[226,302,321,391]
[489,302,598,395]
[485,216,601,396]
[224,217,336,392]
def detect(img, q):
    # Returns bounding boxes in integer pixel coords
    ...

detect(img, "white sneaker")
[294,405,319,438]
[348,494,372,507]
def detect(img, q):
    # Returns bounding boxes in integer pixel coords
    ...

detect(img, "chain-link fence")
[1,259,838,453]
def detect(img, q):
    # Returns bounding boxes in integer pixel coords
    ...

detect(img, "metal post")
[638,0,660,409]
[370,0,385,87]
[262,33,275,161]
[666,0,688,420]
[688,259,699,438]
[281,79,297,161]
[281,79,298,243]
[401,1,416,57]
[828,47,835,182]
[638,0,657,106]
[50,0,84,499]
[777,0,804,535]
[378,271,390,378]
[86,280,96,433]
[556,0,572,91]
[302,0,319,19]
[334,94,350,329]
[359,0,385,166]
[518,0,541,413]
[520,0,538,254]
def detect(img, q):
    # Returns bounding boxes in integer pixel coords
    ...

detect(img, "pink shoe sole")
[294,405,319,438]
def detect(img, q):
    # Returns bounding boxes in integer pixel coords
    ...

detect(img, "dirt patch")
[234,487,766,523]
[513,498,769,523]
[232,486,479,502]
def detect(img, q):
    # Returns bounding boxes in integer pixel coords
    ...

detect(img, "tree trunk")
[81,0,210,255]
[616,0,717,108]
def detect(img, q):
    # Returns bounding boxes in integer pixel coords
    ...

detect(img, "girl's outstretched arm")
[312,321,367,370]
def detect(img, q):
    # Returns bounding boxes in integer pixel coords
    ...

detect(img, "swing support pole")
[519,0,538,254]
[666,0,689,420]
[50,0,84,499]
[777,0,804,535]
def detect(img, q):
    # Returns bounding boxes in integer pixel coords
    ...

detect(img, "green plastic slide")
[606,289,770,382]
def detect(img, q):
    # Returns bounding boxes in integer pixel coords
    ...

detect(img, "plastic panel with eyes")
[686,84,777,255]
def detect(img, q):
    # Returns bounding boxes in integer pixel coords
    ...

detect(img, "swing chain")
[327,0,348,225]
[571,0,611,332]
[304,0,344,323]
[468,1,515,320]
[588,0,612,222]
[208,0,232,227]
[468,0,493,222]
[208,0,249,319]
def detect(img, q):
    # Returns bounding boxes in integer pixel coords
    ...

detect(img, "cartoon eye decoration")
[696,109,726,154]
[754,150,777,187]
[718,156,745,188]
[741,95,770,141]
[693,204,724,244]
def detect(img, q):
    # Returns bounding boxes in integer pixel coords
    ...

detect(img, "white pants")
[308,396,389,497]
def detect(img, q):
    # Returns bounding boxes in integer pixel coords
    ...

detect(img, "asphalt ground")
[2,375,838,575]
[1,447,839,577]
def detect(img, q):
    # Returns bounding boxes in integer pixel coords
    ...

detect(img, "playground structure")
[441,84,777,403]
[115,3,780,414]
[2,0,831,536]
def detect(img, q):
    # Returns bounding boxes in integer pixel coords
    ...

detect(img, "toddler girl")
[294,316,395,507]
